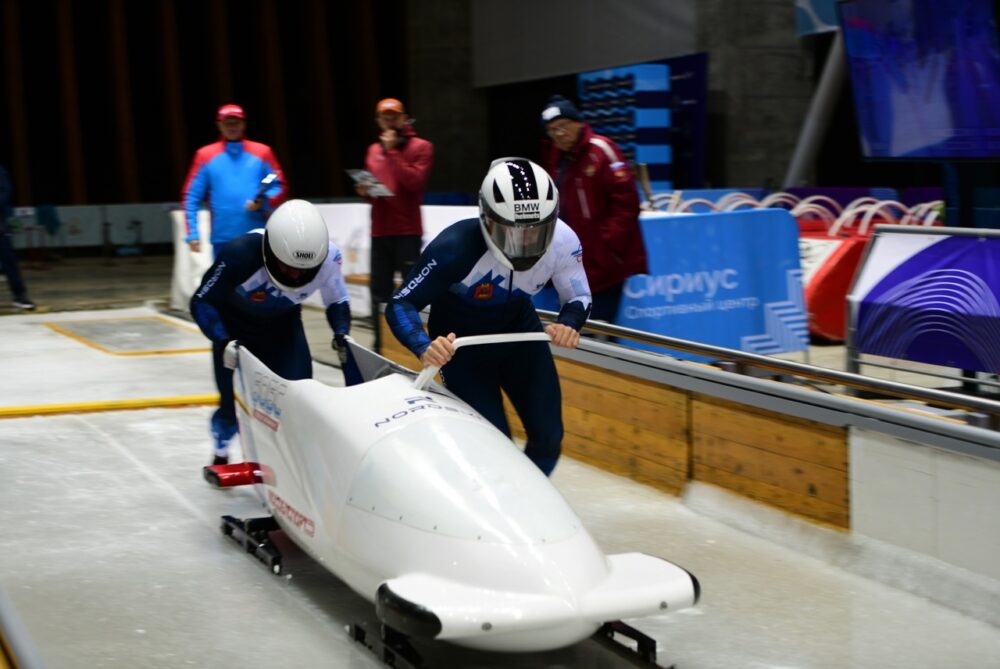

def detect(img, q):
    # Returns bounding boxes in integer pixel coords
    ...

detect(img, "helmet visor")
[484,213,555,264]
[263,238,322,289]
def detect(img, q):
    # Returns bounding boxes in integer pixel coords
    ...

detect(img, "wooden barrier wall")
[548,359,690,494]
[377,317,850,528]
[691,396,849,527]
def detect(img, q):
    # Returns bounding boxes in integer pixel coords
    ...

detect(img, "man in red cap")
[181,103,288,465]
[355,97,434,352]
[181,103,287,256]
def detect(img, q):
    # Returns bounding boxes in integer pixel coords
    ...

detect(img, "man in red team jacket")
[540,95,647,323]
[355,97,434,351]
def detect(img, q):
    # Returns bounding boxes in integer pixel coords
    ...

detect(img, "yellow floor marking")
[0,395,219,419]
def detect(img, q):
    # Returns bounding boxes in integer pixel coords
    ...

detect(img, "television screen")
[839,0,1000,159]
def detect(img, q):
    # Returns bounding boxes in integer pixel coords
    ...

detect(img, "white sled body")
[231,341,698,652]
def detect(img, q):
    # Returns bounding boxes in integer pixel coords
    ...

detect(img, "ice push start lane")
[204,334,699,666]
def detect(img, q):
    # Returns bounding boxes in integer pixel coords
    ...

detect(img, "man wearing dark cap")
[181,103,287,256]
[540,95,647,323]
[355,97,434,352]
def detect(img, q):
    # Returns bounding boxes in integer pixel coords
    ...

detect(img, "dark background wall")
[0,0,408,205]
[0,0,945,208]
[697,0,814,189]
[404,0,488,195]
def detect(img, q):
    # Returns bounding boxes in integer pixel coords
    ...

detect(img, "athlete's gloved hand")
[223,340,240,370]
[332,334,348,365]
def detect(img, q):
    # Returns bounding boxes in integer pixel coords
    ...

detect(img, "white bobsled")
[215,334,699,653]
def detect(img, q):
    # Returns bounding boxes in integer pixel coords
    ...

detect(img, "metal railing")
[538,310,1000,430]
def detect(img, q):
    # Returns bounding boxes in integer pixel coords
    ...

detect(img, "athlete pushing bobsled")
[189,198,357,467]
[386,157,592,476]
[200,160,698,662]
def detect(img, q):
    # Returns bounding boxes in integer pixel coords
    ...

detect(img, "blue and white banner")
[578,62,672,193]
[849,228,1000,373]
[619,209,808,360]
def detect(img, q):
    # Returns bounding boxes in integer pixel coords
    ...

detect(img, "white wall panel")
[851,427,1000,581]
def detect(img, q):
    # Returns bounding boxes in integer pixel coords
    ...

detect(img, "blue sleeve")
[256,146,287,214]
[262,179,283,212]
[184,163,210,243]
[325,302,351,336]
[557,301,590,330]
[385,300,431,357]
[189,234,260,342]
[385,229,465,357]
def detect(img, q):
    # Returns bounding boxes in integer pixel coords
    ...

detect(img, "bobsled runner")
[205,333,699,663]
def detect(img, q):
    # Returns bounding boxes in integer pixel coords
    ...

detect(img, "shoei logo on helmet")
[294,251,316,260]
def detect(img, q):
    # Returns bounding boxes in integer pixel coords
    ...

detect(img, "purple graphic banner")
[851,230,1000,372]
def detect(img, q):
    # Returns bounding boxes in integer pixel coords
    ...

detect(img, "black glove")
[332,334,348,365]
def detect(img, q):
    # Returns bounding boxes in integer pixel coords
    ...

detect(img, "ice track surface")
[3,308,1000,668]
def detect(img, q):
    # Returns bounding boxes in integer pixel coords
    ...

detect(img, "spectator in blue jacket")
[0,163,34,310]
[181,104,287,257]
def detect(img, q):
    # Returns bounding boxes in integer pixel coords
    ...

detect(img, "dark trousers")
[584,281,624,342]
[370,235,422,351]
[439,339,563,476]
[0,218,28,301]
[589,281,624,323]
[211,316,312,450]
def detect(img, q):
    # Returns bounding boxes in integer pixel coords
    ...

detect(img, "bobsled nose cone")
[375,583,443,639]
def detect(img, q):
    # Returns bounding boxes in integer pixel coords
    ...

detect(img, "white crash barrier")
[851,427,1000,584]
[169,210,213,311]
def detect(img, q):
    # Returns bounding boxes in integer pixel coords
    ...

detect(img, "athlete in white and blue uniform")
[387,158,591,475]
[191,200,351,465]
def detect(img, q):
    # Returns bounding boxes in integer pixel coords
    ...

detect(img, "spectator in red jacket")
[540,95,647,323]
[355,97,434,351]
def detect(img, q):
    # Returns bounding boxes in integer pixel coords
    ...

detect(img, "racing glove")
[332,334,348,365]
[222,340,240,370]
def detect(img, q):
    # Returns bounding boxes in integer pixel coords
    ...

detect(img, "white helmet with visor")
[478,157,558,271]
[262,199,330,292]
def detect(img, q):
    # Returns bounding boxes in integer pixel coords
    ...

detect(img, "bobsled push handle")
[412,332,552,390]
